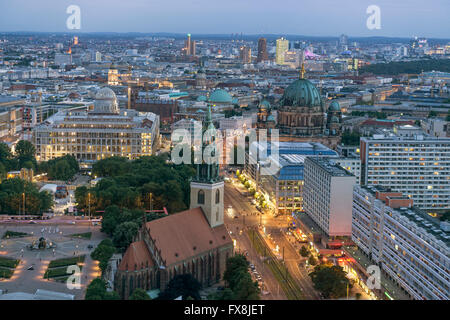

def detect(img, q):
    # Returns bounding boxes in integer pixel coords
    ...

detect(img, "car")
[27,266,34,271]
[87,244,94,250]
[249,264,255,269]
[28,220,37,224]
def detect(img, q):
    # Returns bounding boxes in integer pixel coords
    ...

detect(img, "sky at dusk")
[0,0,449,38]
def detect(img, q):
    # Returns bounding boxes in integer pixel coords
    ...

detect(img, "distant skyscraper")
[73,36,79,45]
[339,34,348,46]
[183,33,196,56]
[257,38,268,63]
[240,46,251,64]
[185,33,191,55]
[276,37,289,65]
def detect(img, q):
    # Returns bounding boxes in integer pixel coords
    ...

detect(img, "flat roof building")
[304,157,356,237]
[32,87,159,169]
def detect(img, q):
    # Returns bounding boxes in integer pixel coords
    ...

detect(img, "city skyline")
[0,0,449,38]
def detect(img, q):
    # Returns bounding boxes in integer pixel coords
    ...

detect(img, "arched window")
[215,189,220,204]
[198,190,205,204]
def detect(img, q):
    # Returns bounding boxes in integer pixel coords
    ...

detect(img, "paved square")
[0,222,107,299]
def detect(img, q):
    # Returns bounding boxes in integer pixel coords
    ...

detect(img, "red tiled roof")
[145,207,232,266]
[118,240,154,271]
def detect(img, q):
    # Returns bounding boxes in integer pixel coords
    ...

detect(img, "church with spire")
[114,104,233,299]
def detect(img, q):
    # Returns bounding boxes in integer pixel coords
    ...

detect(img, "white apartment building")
[360,134,450,210]
[303,157,356,237]
[33,87,159,169]
[334,157,361,184]
[352,185,450,300]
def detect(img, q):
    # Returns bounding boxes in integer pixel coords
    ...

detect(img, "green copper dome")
[328,101,341,112]
[279,79,322,108]
[260,100,271,109]
[209,89,233,104]
[197,95,207,102]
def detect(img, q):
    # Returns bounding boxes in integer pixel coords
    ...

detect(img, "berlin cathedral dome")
[277,65,325,136]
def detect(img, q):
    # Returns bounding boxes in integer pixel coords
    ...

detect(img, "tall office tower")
[239,46,251,63]
[352,185,449,300]
[360,132,450,210]
[339,34,348,46]
[276,37,289,65]
[183,33,196,56]
[185,33,192,55]
[257,37,269,62]
[303,157,356,237]
[190,40,196,56]
[73,36,79,45]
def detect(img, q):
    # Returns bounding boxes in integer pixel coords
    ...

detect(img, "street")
[224,177,320,300]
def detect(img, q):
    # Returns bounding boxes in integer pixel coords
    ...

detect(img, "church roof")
[328,100,341,111]
[279,78,322,108]
[145,207,232,266]
[208,89,233,104]
[118,240,154,271]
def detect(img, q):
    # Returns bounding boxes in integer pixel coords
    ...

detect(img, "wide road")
[224,178,320,300]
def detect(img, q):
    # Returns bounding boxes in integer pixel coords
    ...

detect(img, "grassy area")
[1,230,30,239]
[44,266,82,279]
[45,255,85,280]
[248,229,303,300]
[0,267,14,279]
[0,257,20,268]
[48,255,85,269]
[68,232,92,240]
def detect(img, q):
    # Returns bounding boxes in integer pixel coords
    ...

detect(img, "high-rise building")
[276,37,289,65]
[360,133,450,210]
[303,157,356,237]
[257,38,269,63]
[183,33,196,56]
[352,185,449,300]
[239,46,251,64]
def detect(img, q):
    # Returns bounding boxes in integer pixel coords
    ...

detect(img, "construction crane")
[29,91,43,125]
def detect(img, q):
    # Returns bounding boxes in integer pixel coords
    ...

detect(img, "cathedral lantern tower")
[190,104,224,228]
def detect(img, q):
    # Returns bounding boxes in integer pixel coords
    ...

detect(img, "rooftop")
[306,157,355,177]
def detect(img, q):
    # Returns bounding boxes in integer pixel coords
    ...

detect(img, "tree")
[309,265,349,299]
[0,177,53,214]
[0,143,11,162]
[299,246,309,257]
[233,272,260,300]
[112,221,140,252]
[85,278,120,300]
[15,140,35,164]
[129,288,150,300]
[222,254,260,300]
[158,274,202,300]
[91,239,116,274]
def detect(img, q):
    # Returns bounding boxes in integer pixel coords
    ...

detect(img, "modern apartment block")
[352,185,450,300]
[303,157,356,237]
[360,134,450,210]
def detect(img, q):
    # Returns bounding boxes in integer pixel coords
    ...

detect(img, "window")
[215,189,220,204]
[198,190,205,204]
